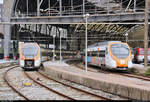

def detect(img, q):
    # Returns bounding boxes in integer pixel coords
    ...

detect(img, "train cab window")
[110,44,129,58]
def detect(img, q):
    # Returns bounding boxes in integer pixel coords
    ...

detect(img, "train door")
[97,51,101,66]
[105,47,109,66]
[99,50,105,66]
[87,51,91,63]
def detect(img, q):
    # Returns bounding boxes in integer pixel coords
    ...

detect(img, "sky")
[0,0,3,4]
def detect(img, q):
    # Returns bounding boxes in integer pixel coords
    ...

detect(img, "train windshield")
[110,44,129,58]
[22,45,38,58]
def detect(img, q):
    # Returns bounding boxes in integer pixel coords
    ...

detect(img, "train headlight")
[19,60,24,67]
[34,57,41,67]
[128,60,133,68]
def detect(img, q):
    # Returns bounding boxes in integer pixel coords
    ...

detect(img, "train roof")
[19,42,39,49]
[88,41,121,48]
[84,41,122,52]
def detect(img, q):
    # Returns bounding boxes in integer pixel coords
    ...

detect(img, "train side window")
[92,51,95,56]
[92,51,97,56]
[99,52,101,57]
[95,51,98,56]
[91,52,94,56]
[103,51,105,57]
[89,52,92,56]
[106,48,108,55]
[97,52,99,57]
[99,51,105,57]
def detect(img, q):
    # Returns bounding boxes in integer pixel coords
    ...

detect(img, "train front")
[107,42,132,70]
[19,43,41,69]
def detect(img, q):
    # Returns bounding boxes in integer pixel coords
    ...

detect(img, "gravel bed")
[0,66,24,100]
[40,70,128,100]
[7,67,69,100]
[0,62,17,69]
[60,79,127,100]
[27,72,103,100]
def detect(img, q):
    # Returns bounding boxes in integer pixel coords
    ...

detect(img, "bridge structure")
[0,0,149,59]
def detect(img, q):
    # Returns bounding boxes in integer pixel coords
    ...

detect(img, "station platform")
[41,61,150,100]
[0,60,17,64]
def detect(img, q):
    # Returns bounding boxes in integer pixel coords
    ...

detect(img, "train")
[19,42,41,70]
[134,48,150,64]
[82,41,133,70]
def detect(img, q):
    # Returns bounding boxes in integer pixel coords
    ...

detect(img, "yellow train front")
[19,42,41,70]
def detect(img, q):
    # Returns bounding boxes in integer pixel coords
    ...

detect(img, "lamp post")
[53,35,56,61]
[125,33,128,43]
[144,0,149,67]
[60,34,62,63]
[83,14,89,72]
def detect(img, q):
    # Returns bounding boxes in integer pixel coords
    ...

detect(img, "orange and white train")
[19,42,41,70]
[84,41,133,70]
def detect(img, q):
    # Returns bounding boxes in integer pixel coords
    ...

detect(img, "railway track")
[1,57,49,100]
[3,60,109,100]
[1,59,124,100]
[74,62,150,82]
[25,71,110,100]
[4,66,74,100]
[4,65,29,100]
[24,71,75,100]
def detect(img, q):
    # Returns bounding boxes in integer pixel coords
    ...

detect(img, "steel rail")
[118,73,150,81]
[4,66,30,100]
[74,62,150,82]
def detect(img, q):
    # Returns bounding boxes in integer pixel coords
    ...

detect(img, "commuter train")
[19,42,41,70]
[83,41,133,70]
[134,48,150,64]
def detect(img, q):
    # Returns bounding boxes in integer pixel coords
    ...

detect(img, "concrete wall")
[2,0,15,59]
